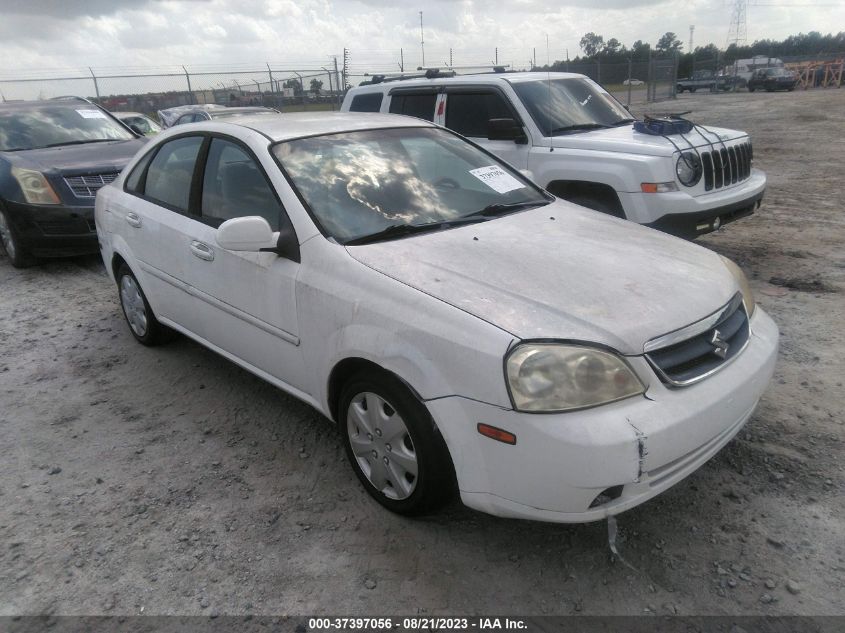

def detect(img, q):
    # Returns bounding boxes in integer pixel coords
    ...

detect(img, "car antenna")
[545,34,553,152]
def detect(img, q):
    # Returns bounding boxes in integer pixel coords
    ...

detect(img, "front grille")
[36,219,91,235]
[63,173,119,198]
[700,142,752,192]
[645,294,750,386]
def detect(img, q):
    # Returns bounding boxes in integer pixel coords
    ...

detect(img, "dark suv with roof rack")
[0,99,146,267]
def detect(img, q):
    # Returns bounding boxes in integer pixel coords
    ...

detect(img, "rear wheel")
[117,264,174,346]
[339,372,456,516]
[0,207,36,268]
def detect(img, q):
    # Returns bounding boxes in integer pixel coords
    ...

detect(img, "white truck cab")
[342,71,766,238]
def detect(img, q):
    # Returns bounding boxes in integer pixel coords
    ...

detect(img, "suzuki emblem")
[710,329,729,359]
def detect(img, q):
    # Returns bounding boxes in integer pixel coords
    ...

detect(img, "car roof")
[0,100,98,111]
[349,71,588,93]
[208,107,279,116]
[225,111,435,141]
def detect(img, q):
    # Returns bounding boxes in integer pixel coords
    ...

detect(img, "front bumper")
[427,307,779,523]
[619,168,766,236]
[3,200,98,257]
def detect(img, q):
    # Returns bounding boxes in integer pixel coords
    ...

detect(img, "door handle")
[125,212,142,228]
[190,240,215,261]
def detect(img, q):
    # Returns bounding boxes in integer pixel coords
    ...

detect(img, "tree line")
[536,30,844,75]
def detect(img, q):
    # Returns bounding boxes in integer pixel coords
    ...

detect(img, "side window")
[388,93,436,122]
[124,148,156,194]
[143,136,203,211]
[446,92,514,138]
[175,114,194,126]
[201,138,282,230]
[349,93,383,113]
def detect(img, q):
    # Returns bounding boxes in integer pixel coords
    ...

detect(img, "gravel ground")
[1,89,843,617]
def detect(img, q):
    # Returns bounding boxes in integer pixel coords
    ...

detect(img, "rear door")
[387,89,438,122]
[117,134,206,328]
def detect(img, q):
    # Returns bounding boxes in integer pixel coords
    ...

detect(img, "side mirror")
[217,216,276,252]
[488,118,527,144]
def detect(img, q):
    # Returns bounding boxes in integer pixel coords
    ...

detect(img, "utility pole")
[533,47,536,69]
[495,47,498,65]
[342,48,349,91]
[419,11,425,67]
[449,48,453,67]
[689,25,695,53]
[400,48,404,72]
[333,55,342,107]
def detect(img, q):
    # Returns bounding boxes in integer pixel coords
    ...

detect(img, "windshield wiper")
[550,123,611,135]
[41,139,120,148]
[462,200,549,219]
[346,210,519,246]
[612,118,637,126]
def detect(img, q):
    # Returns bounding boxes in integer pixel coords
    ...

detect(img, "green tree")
[580,32,604,58]
[656,32,683,56]
[309,78,323,95]
[283,78,303,96]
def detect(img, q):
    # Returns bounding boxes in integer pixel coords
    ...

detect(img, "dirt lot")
[1,89,843,618]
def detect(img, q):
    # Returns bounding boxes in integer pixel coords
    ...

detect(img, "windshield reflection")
[512,78,631,136]
[0,105,134,151]
[274,127,548,243]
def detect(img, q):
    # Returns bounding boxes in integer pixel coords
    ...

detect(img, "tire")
[0,207,37,268]
[116,264,174,346]
[339,372,456,516]
[690,87,697,93]
[748,86,756,92]
[676,85,684,93]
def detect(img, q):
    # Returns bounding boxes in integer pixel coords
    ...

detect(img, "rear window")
[388,94,436,122]
[349,93,383,113]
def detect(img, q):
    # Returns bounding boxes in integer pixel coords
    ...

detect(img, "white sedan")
[95,112,778,522]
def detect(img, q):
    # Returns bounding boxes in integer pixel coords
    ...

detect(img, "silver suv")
[343,71,766,238]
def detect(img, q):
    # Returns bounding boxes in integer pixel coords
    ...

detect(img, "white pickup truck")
[342,71,766,238]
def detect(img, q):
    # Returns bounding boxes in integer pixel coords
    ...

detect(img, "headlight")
[11,166,60,205]
[720,255,756,316]
[506,344,645,412]
[676,152,702,187]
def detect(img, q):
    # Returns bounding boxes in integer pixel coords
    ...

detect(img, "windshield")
[0,105,135,151]
[122,115,161,134]
[511,78,632,136]
[273,127,549,244]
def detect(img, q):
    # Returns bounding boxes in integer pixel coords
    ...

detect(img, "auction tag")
[469,165,525,194]
[76,109,107,119]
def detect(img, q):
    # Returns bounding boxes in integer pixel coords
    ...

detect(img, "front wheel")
[0,207,36,268]
[748,86,756,92]
[339,373,456,516]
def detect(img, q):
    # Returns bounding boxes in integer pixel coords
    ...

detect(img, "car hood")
[346,202,737,354]
[549,124,747,157]
[4,138,147,175]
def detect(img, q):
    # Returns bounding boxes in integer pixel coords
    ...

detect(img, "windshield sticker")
[469,166,525,194]
[76,109,107,119]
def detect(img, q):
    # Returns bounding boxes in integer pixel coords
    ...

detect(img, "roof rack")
[358,64,517,85]
[417,64,511,74]
[360,69,457,85]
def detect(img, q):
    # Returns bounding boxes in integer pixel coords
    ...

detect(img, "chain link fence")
[0,65,345,118]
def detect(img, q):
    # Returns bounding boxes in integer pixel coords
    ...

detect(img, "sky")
[0,0,842,97]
